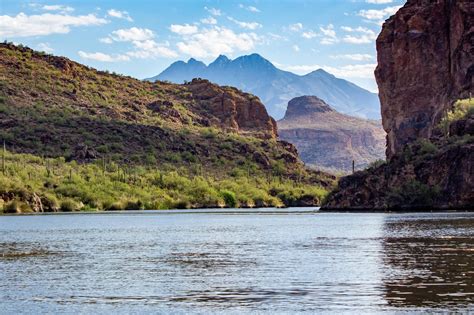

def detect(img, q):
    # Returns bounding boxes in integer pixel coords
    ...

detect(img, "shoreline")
[2,207,474,216]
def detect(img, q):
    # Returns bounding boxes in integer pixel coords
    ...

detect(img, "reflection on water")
[382,217,474,308]
[0,211,472,313]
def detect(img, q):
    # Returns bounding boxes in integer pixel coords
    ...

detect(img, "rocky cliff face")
[278,96,385,172]
[187,78,277,138]
[376,0,474,157]
[322,0,474,211]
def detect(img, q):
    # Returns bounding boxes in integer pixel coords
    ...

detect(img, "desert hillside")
[0,43,335,211]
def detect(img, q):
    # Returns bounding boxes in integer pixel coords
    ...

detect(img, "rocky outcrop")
[69,144,99,162]
[322,117,474,210]
[376,0,474,157]
[187,78,277,138]
[278,96,385,172]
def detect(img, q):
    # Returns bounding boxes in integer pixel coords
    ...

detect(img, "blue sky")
[0,0,406,92]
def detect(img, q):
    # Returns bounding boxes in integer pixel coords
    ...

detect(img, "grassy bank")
[0,151,329,213]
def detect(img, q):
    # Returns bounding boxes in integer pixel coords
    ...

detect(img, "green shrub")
[202,127,217,139]
[181,151,197,163]
[388,180,440,208]
[173,200,189,209]
[438,98,474,132]
[3,199,32,213]
[3,200,21,213]
[60,198,80,212]
[42,194,59,212]
[124,199,144,210]
[418,139,438,155]
[220,190,237,208]
[106,201,125,211]
[367,159,386,170]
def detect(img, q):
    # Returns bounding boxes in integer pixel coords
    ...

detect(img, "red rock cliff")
[375,0,474,157]
[187,78,277,138]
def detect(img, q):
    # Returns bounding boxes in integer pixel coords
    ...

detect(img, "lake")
[1,209,473,314]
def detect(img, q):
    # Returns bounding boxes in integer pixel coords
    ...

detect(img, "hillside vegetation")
[0,43,335,212]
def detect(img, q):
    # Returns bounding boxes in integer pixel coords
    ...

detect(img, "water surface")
[1,209,473,313]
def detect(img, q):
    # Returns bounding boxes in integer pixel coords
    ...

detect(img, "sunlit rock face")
[376,0,474,158]
[278,96,385,172]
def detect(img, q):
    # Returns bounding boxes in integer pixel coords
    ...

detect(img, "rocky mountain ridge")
[150,53,381,120]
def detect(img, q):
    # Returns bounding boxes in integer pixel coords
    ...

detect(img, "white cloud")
[127,40,177,59]
[366,0,394,3]
[320,38,338,45]
[82,27,177,61]
[343,34,376,44]
[205,7,221,16]
[267,32,288,41]
[107,9,133,22]
[319,24,339,45]
[0,12,107,38]
[302,30,317,39]
[340,26,377,44]
[176,26,259,58]
[111,27,154,41]
[288,23,303,32]
[341,26,374,33]
[42,5,74,13]
[330,54,374,61]
[78,51,130,62]
[37,42,54,53]
[170,24,198,35]
[292,45,300,52]
[227,17,262,30]
[320,24,336,38]
[325,64,377,79]
[99,37,113,44]
[358,6,402,24]
[239,4,260,13]
[200,16,217,25]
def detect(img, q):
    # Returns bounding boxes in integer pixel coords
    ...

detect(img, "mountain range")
[148,53,381,120]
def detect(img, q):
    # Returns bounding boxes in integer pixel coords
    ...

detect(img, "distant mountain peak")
[187,58,205,66]
[283,95,335,119]
[209,54,231,68]
[236,53,269,62]
[306,68,334,78]
[215,54,230,62]
[149,52,381,120]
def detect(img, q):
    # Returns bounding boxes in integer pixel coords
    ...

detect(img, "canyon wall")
[375,0,474,157]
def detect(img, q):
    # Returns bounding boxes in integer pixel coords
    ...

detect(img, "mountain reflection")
[381,216,474,308]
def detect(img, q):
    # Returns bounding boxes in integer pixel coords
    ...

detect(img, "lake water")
[1,209,473,314]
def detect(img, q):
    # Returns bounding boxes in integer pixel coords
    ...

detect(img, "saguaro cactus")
[2,140,5,175]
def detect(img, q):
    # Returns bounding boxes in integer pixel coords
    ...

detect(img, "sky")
[0,0,406,92]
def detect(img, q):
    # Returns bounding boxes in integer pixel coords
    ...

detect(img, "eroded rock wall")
[375,0,474,157]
